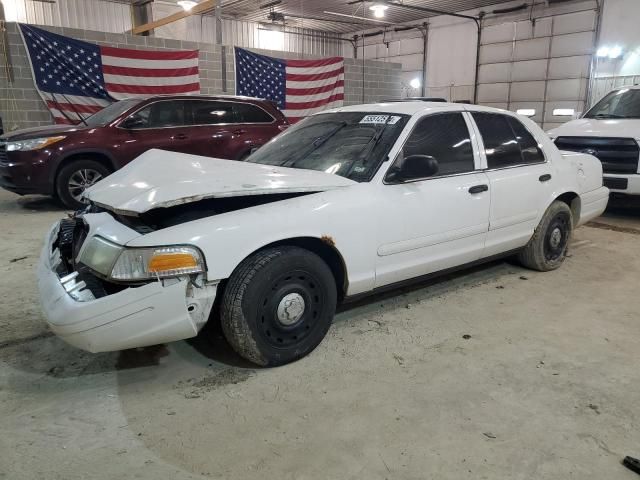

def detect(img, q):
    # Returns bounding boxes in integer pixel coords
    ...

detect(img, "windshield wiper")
[590,113,625,119]
[284,121,348,167]
[312,121,348,148]
[358,120,391,164]
[343,120,392,179]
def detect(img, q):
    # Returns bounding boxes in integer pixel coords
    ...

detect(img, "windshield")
[83,99,143,126]
[248,112,409,182]
[584,88,640,119]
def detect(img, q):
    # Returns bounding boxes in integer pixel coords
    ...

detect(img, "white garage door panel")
[364,44,376,59]
[514,38,550,61]
[510,81,546,102]
[551,31,594,57]
[482,23,515,45]
[480,102,509,110]
[552,10,596,35]
[546,78,587,101]
[544,100,586,123]
[510,101,544,123]
[478,63,511,83]
[477,83,509,103]
[514,20,534,40]
[480,43,514,64]
[476,7,596,130]
[548,55,591,79]
[400,37,425,54]
[391,53,424,72]
[383,37,424,58]
[533,17,553,38]
[426,85,474,102]
[511,60,548,81]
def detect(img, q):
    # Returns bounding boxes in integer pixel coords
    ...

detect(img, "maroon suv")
[0,95,288,208]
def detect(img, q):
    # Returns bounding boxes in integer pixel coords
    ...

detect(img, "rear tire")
[518,201,573,271]
[55,159,111,210]
[220,246,337,367]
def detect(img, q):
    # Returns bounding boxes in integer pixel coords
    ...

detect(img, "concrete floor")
[1,189,639,480]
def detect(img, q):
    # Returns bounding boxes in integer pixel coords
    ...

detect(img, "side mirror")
[388,154,439,182]
[120,117,145,129]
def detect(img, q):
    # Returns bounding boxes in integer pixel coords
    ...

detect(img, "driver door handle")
[174,133,188,140]
[468,184,489,194]
[539,174,552,182]
[234,129,247,135]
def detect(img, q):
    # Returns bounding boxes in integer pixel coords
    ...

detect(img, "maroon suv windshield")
[82,99,142,126]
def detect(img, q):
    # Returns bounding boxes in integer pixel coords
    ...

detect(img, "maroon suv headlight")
[6,136,66,152]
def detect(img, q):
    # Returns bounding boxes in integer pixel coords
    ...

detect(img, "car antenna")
[59,92,89,127]
[49,92,76,125]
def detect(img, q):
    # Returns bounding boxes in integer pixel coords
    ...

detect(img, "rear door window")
[188,100,235,125]
[471,112,523,169]
[507,116,545,164]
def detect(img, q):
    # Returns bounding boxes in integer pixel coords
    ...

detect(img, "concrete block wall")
[0,22,402,132]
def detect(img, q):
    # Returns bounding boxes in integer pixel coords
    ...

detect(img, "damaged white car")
[38,102,609,366]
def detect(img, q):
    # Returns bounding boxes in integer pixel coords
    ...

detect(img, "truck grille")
[554,137,639,174]
[0,143,7,166]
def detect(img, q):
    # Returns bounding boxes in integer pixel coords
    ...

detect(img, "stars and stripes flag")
[19,23,200,125]
[235,47,344,123]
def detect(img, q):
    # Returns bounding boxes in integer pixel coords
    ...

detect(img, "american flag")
[235,47,344,123]
[19,23,200,125]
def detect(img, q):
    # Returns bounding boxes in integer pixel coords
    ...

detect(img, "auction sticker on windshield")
[360,115,401,124]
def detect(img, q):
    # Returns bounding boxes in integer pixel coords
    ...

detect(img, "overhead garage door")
[477,8,597,130]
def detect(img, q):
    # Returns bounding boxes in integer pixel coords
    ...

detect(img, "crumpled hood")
[85,149,356,215]
[548,118,640,139]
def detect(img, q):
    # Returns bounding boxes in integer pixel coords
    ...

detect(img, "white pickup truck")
[37,102,609,366]
[549,86,640,196]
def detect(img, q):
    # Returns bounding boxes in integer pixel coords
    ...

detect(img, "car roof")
[118,94,272,103]
[324,101,514,117]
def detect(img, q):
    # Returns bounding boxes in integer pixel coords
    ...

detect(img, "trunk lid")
[85,149,356,215]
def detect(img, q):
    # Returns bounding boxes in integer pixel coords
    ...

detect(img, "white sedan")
[37,102,609,366]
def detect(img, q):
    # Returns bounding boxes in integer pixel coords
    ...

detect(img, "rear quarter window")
[234,103,274,123]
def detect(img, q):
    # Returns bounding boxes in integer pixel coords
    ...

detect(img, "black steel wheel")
[543,211,571,262]
[221,246,337,366]
[518,200,573,271]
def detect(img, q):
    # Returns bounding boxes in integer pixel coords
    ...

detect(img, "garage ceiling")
[217,0,520,33]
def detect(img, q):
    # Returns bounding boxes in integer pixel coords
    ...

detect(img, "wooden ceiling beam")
[130,0,218,35]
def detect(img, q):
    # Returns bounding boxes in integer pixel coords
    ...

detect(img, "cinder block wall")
[0,22,402,132]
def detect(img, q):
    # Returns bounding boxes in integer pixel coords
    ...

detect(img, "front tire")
[220,246,337,367]
[518,200,573,271]
[55,159,111,210]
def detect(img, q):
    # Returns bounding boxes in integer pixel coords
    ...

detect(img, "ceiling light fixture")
[323,11,394,25]
[369,4,389,18]
[177,0,198,12]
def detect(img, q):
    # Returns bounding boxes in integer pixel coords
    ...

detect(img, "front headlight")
[6,136,66,152]
[79,236,123,276]
[110,245,205,281]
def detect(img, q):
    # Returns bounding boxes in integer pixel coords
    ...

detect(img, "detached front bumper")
[37,221,217,352]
